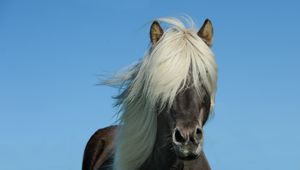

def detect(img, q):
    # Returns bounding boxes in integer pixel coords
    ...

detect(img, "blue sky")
[1,0,299,169]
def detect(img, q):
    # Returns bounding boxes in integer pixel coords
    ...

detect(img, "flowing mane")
[104,17,218,170]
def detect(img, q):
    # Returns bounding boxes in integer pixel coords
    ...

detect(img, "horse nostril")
[196,128,202,137]
[174,129,186,144]
[190,128,202,145]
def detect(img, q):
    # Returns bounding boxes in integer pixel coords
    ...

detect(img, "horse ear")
[150,21,163,46]
[198,19,213,47]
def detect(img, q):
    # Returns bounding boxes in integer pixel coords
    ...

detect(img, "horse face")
[163,86,211,160]
[153,18,214,161]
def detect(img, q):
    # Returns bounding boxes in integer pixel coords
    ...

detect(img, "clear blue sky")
[1,0,299,169]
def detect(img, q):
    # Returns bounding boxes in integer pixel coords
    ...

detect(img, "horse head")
[150,19,214,161]
[105,17,217,170]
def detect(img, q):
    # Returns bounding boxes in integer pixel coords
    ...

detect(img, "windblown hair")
[104,17,218,170]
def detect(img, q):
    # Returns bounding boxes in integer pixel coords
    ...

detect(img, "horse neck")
[138,113,177,170]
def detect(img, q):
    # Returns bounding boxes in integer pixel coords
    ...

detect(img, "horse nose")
[173,127,202,145]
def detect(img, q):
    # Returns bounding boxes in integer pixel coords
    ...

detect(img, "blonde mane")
[104,17,218,170]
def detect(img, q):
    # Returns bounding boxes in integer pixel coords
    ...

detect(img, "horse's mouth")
[173,145,201,161]
[177,153,200,161]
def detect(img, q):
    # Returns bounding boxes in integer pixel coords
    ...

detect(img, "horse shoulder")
[82,125,117,170]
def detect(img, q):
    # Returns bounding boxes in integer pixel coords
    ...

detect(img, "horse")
[82,17,218,170]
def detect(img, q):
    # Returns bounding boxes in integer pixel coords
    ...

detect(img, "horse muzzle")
[172,127,203,160]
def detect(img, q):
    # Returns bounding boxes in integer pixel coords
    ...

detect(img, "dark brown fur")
[82,126,117,170]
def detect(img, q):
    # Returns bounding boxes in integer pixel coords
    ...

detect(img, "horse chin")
[178,154,200,161]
